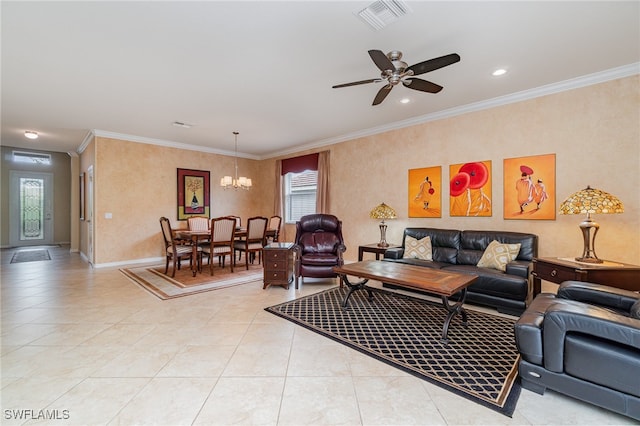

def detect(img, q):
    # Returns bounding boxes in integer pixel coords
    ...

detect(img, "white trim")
[262,62,640,159]
[92,256,165,269]
[80,63,638,160]
[92,130,260,160]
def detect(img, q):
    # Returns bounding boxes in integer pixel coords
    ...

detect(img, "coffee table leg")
[440,288,468,344]
[341,274,371,308]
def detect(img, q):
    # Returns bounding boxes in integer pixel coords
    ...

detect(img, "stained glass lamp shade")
[369,202,397,247]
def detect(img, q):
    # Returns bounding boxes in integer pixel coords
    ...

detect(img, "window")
[284,170,317,223]
[12,151,51,165]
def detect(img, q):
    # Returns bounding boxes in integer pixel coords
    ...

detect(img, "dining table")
[174,227,278,276]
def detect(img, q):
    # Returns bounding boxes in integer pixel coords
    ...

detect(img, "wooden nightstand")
[532,257,640,295]
[263,243,298,289]
[358,243,401,261]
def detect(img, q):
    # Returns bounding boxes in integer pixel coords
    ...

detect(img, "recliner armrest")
[505,260,530,278]
[384,248,404,259]
[543,302,640,373]
[557,280,640,312]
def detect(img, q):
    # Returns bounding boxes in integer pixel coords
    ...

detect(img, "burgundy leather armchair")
[294,214,346,287]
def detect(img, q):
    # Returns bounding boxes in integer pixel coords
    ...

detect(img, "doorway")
[9,171,54,247]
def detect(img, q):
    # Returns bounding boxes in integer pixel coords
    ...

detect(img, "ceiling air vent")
[356,0,412,31]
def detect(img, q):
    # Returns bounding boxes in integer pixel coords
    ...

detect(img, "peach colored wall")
[328,76,639,265]
[92,138,267,264]
[85,76,639,266]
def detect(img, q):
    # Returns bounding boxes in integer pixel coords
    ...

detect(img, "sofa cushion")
[631,300,640,319]
[476,240,521,271]
[403,235,432,260]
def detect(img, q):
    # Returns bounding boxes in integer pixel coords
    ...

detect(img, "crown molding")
[262,62,640,159]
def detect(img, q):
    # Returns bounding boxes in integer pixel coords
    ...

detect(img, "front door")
[9,171,54,247]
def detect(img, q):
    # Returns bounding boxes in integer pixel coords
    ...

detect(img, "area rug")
[266,286,521,417]
[121,263,263,300]
[10,249,51,263]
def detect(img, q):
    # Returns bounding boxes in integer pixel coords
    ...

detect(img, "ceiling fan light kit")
[332,49,460,105]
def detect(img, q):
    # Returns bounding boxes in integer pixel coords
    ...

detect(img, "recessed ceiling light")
[492,68,507,76]
[24,131,38,139]
[399,98,410,104]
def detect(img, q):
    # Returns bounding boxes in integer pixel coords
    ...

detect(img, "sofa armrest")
[505,260,530,278]
[557,280,640,312]
[384,247,404,260]
[543,303,640,372]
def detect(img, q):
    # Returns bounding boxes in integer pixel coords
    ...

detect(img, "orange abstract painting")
[504,154,555,220]
[449,161,492,217]
[408,166,441,218]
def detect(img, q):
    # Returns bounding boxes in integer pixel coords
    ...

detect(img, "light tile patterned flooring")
[1,245,635,425]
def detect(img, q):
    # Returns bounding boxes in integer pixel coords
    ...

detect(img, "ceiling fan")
[332,50,460,106]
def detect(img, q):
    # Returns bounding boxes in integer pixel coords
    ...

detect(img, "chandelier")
[220,131,252,190]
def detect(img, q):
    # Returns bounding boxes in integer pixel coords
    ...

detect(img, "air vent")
[356,0,412,31]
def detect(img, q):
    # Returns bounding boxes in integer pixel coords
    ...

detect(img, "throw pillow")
[403,235,433,260]
[476,240,521,271]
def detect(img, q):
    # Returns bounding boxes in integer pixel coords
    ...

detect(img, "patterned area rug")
[10,249,51,263]
[266,286,521,417]
[121,263,263,300]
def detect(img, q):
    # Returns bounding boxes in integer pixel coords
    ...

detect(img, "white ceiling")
[2,1,639,159]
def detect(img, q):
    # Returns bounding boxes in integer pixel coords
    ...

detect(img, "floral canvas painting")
[504,153,556,220]
[408,166,442,218]
[449,160,492,217]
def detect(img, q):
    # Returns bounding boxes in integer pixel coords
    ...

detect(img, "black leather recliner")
[514,280,640,420]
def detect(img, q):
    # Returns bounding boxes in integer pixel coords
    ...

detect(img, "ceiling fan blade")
[372,84,393,106]
[332,78,381,88]
[368,50,394,72]
[407,53,460,76]
[403,78,443,93]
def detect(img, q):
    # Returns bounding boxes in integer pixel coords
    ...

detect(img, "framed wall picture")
[177,168,210,220]
[504,153,556,220]
[408,166,442,218]
[449,160,492,217]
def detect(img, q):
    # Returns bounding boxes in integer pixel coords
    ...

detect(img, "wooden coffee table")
[334,260,478,343]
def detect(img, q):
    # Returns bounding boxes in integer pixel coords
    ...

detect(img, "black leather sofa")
[515,281,640,420]
[384,227,538,314]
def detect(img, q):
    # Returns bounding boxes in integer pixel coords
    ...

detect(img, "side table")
[358,243,401,261]
[263,243,298,289]
[532,257,640,295]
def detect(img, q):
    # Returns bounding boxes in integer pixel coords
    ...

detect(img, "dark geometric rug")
[266,286,521,417]
[10,249,51,263]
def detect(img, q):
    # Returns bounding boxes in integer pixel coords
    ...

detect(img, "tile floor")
[1,245,635,425]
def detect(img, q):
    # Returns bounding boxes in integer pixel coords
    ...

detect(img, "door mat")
[266,286,521,417]
[10,249,51,263]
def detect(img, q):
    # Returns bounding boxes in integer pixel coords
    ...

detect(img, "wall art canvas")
[449,160,492,217]
[504,153,556,220]
[177,168,210,220]
[408,166,442,218]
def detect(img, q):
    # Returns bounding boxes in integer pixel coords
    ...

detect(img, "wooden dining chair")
[267,215,282,243]
[187,216,209,232]
[159,217,199,277]
[233,216,268,270]
[201,216,236,275]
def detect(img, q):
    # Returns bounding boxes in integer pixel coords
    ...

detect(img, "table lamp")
[369,202,397,247]
[558,186,624,263]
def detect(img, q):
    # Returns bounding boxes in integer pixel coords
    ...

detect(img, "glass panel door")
[9,171,53,246]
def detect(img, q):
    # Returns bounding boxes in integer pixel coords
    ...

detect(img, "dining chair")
[267,215,282,243]
[201,216,236,275]
[233,216,268,270]
[228,216,242,229]
[159,216,200,277]
[187,216,210,232]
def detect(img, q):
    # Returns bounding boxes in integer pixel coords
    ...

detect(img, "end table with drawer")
[532,257,640,295]
[263,242,299,290]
